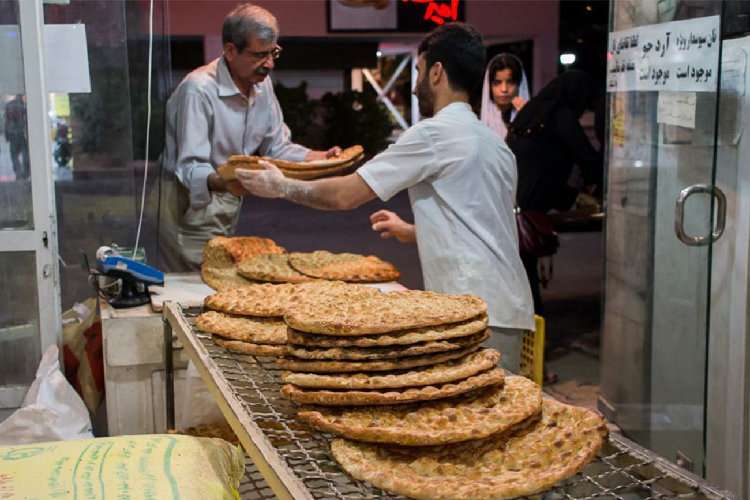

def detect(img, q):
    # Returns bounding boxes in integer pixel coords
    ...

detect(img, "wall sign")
[607,15,720,92]
[328,0,465,33]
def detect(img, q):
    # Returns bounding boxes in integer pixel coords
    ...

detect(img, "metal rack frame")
[162,302,738,500]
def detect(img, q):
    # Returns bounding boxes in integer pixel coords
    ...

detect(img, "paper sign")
[608,15,720,92]
[657,92,696,128]
[42,24,91,93]
[721,45,746,96]
[0,24,91,95]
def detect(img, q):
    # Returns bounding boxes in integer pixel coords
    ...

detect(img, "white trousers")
[483,327,524,374]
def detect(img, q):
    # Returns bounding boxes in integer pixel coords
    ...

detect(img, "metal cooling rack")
[163,302,737,500]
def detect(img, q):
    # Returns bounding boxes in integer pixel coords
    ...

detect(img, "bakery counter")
[162,302,737,500]
[102,272,215,435]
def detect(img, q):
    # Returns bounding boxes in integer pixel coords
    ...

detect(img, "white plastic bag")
[178,361,225,428]
[0,344,93,445]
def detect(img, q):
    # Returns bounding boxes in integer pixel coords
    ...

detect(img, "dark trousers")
[521,253,543,317]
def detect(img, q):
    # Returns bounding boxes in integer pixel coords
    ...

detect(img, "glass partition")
[0,0,33,230]
[601,0,723,475]
[42,0,172,309]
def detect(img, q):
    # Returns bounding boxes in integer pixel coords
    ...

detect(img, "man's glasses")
[243,46,282,61]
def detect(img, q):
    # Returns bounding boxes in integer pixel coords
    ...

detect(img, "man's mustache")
[255,67,271,76]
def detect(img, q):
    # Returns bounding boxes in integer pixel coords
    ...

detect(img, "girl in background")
[480,53,530,140]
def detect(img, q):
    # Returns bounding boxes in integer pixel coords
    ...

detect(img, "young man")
[160,3,339,271]
[236,23,534,372]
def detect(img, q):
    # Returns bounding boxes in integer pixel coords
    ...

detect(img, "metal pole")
[164,315,175,430]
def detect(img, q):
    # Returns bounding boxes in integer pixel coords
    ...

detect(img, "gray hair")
[222,3,278,51]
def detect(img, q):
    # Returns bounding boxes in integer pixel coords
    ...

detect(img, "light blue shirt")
[163,56,310,210]
[358,102,534,330]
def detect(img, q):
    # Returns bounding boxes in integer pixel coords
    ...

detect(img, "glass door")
[600,2,724,475]
[0,0,61,420]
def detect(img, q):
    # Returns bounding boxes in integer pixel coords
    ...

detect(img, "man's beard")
[416,77,435,118]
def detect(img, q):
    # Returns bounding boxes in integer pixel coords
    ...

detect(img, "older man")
[235,23,534,372]
[160,3,339,270]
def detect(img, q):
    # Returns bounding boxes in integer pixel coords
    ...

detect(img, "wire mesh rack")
[164,303,737,500]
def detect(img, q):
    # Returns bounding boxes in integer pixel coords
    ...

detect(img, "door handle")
[674,184,727,246]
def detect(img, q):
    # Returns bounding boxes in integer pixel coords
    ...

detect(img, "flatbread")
[201,265,256,292]
[236,254,315,283]
[166,422,239,445]
[218,158,359,182]
[218,236,286,263]
[287,314,489,347]
[282,348,500,390]
[282,368,504,406]
[213,336,288,356]
[280,158,359,179]
[289,251,400,282]
[227,154,262,165]
[205,281,380,317]
[285,290,487,335]
[277,344,479,373]
[196,311,287,345]
[201,236,285,290]
[331,398,608,500]
[286,329,490,361]
[202,236,237,268]
[271,146,364,170]
[217,160,262,180]
[205,283,295,317]
[298,375,540,446]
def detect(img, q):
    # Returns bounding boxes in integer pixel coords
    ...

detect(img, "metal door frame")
[0,0,62,412]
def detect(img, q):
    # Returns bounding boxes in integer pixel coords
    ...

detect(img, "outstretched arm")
[370,210,416,243]
[235,160,376,210]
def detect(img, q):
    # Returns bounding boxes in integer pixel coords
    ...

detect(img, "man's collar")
[217,56,264,99]
[435,101,472,116]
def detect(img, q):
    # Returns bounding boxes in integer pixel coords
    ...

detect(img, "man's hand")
[512,96,527,112]
[370,210,416,243]
[305,146,342,161]
[207,172,248,196]
[234,160,286,199]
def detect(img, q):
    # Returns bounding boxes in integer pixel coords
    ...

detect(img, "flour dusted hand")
[236,159,286,198]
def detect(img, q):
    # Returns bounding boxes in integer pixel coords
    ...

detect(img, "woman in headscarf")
[481,53,530,140]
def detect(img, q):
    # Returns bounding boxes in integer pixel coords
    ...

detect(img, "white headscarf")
[480,54,530,140]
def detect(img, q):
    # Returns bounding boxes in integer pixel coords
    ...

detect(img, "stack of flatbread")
[201,236,287,291]
[279,291,503,407]
[218,145,364,181]
[197,281,380,356]
[277,288,609,499]
[237,250,400,283]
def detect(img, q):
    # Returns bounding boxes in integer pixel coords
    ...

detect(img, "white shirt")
[162,56,310,210]
[358,102,534,330]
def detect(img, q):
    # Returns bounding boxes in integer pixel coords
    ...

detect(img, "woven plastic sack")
[0,434,245,499]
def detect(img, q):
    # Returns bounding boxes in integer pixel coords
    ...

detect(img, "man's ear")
[431,61,444,86]
[224,42,238,62]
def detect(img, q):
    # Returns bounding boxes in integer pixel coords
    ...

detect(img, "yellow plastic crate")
[519,315,545,386]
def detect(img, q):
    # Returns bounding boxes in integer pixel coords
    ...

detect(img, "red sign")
[402,0,460,25]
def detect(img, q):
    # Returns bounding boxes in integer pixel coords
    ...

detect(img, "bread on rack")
[297,375,541,446]
[330,398,608,500]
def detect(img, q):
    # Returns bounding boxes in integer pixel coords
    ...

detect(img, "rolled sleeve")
[174,92,215,209]
[356,125,439,201]
[186,164,216,209]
